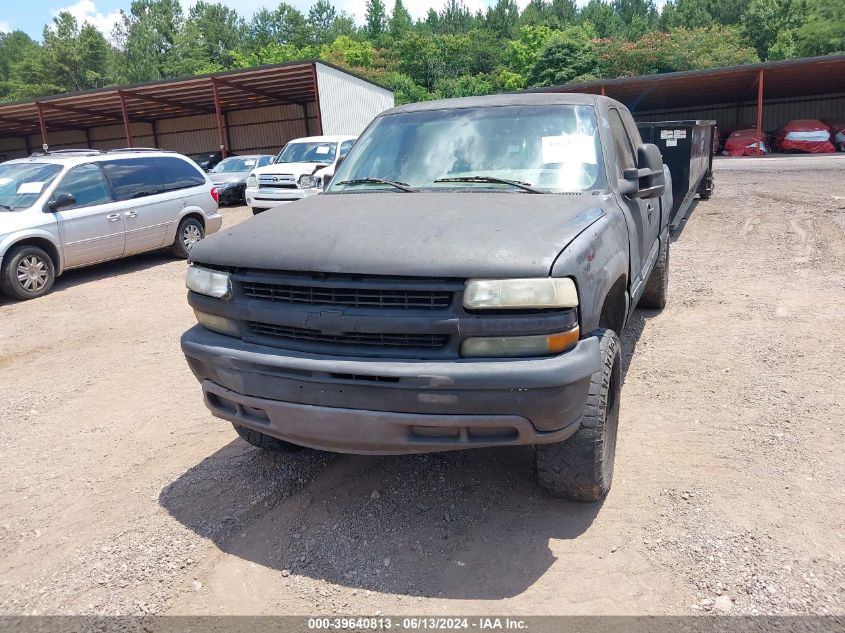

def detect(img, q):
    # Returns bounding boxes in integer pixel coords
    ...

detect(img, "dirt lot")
[1,154,843,617]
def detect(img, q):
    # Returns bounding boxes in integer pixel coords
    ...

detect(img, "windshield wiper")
[0,204,13,211]
[335,177,416,192]
[434,175,545,194]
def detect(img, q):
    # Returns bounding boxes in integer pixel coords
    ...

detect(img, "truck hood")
[189,192,605,278]
[209,172,249,186]
[253,162,333,179]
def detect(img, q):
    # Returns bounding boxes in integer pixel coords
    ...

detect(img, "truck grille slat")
[243,281,452,310]
[246,322,448,349]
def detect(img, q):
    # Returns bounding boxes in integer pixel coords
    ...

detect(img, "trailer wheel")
[535,328,621,502]
[698,175,714,200]
[639,236,669,310]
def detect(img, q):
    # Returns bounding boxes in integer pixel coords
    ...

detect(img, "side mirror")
[619,143,665,199]
[48,192,76,212]
[324,156,346,190]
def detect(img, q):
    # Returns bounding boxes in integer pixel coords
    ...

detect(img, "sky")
[3,0,615,40]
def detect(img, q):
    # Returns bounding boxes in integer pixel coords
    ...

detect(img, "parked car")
[181,93,688,502]
[188,151,226,172]
[208,155,274,205]
[0,149,221,301]
[244,135,356,214]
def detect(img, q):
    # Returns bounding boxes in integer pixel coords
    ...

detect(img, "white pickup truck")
[244,135,356,214]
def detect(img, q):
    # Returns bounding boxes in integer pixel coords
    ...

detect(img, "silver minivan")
[0,149,222,300]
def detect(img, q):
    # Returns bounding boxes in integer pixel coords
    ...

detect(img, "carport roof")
[533,54,845,113]
[0,60,387,139]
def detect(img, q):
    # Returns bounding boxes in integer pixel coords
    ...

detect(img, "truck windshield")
[276,142,337,165]
[0,163,63,211]
[329,105,605,193]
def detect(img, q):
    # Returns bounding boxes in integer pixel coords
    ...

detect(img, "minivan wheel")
[233,424,304,453]
[171,217,204,258]
[0,244,56,301]
[535,328,621,502]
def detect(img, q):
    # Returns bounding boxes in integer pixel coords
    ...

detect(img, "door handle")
[646,203,655,218]
[106,213,121,222]
[125,210,138,218]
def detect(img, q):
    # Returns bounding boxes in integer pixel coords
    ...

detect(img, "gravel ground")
[0,154,843,616]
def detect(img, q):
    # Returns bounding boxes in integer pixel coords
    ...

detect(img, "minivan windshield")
[328,105,605,193]
[276,142,336,165]
[0,163,63,210]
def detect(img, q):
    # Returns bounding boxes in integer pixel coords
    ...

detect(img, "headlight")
[298,175,316,189]
[194,310,240,337]
[463,278,578,310]
[460,325,579,358]
[247,174,257,188]
[186,265,231,299]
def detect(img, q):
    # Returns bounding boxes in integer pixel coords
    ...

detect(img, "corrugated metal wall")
[635,93,845,132]
[0,101,319,160]
[315,63,394,135]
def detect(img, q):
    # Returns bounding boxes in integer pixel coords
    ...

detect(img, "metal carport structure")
[536,54,845,154]
[0,60,393,161]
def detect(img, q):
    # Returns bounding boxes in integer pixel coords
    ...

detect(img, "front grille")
[246,322,448,349]
[242,281,453,310]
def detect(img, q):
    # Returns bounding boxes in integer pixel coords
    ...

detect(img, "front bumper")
[244,186,319,209]
[181,326,600,454]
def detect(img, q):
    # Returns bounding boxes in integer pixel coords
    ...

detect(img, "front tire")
[638,237,669,310]
[535,328,622,502]
[171,217,204,258]
[233,424,303,453]
[0,244,56,301]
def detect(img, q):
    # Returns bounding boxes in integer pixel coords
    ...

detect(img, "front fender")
[550,211,629,334]
[0,229,65,274]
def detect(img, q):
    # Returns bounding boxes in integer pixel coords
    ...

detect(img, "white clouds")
[0,21,12,33]
[54,0,122,35]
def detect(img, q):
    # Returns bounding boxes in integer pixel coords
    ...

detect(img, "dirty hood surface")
[189,192,605,278]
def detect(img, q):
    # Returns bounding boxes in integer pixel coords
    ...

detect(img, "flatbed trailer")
[637,120,716,230]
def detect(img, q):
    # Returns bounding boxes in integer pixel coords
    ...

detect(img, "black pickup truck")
[181,93,709,502]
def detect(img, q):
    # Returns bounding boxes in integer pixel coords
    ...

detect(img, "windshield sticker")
[244,160,256,166]
[542,134,597,165]
[316,146,330,154]
[17,181,45,195]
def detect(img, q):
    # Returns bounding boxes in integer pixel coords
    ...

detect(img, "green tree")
[39,12,113,91]
[794,0,845,56]
[579,0,624,38]
[552,0,579,25]
[0,31,44,101]
[485,0,520,39]
[365,0,388,39]
[114,0,184,82]
[504,25,557,76]
[740,0,806,59]
[245,4,309,53]
[520,0,555,26]
[307,0,352,45]
[389,0,413,38]
[437,0,476,34]
[178,2,245,73]
[612,0,659,38]
[528,24,597,85]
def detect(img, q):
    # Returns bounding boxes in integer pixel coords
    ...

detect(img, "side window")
[608,109,636,172]
[339,140,354,160]
[101,157,206,201]
[258,156,271,167]
[53,163,112,209]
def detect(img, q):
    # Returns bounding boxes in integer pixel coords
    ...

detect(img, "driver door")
[608,109,656,297]
[53,163,125,268]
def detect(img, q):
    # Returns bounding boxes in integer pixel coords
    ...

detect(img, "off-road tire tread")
[639,236,669,310]
[535,328,621,502]
[233,424,303,452]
